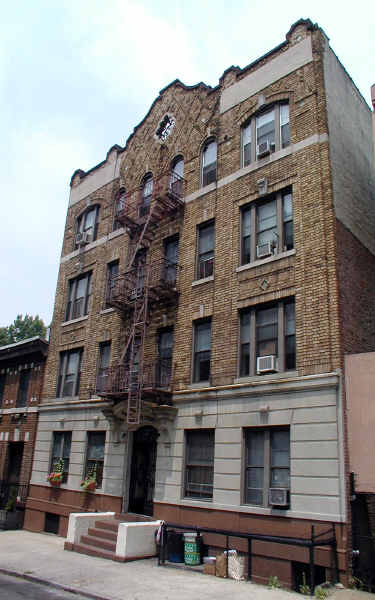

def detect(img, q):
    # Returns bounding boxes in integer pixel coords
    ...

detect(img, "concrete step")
[87,526,117,542]
[94,519,121,533]
[80,534,117,553]
[72,542,117,561]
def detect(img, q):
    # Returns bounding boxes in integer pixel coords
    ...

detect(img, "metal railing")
[158,522,338,594]
[96,358,173,397]
[106,258,178,309]
[0,481,29,509]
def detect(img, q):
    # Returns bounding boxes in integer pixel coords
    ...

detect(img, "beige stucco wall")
[345,352,375,493]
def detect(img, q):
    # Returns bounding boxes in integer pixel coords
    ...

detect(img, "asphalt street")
[0,573,90,600]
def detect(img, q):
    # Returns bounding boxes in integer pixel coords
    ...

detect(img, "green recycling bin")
[184,532,201,565]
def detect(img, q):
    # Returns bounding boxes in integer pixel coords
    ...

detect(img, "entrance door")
[128,426,158,516]
[7,442,24,484]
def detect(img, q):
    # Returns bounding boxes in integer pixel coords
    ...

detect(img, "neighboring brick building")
[0,337,48,527]
[25,19,375,586]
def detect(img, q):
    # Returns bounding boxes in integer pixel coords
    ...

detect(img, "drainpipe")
[371,84,375,161]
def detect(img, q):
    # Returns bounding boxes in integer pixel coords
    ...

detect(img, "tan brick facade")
[26,19,375,586]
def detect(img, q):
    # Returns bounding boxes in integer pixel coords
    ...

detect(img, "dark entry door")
[7,442,24,484]
[128,426,158,516]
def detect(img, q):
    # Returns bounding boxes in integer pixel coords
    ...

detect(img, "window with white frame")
[85,431,105,488]
[76,205,99,246]
[184,429,214,500]
[240,189,293,264]
[201,139,217,186]
[239,298,295,376]
[241,103,290,166]
[96,341,111,393]
[244,428,290,506]
[196,221,214,279]
[113,188,126,231]
[56,348,83,397]
[139,174,153,217]
[65,272,92,321]
[51,431,72,483]
[170,156,184,198]
[193,319,211,383]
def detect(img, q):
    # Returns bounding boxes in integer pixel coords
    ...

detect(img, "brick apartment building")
[0,337,48,528]
[24,19,375,586]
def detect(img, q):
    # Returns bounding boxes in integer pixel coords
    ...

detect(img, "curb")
[0,567,113,600]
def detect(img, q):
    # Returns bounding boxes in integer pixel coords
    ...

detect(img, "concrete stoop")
[64,512,161,562]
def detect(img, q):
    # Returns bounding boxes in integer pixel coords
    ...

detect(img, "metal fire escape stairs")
[103,173,184,426]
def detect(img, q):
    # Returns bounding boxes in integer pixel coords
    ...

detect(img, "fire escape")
[97,171,185,426]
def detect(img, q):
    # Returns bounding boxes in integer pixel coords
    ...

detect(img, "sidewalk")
[0,530,372,600]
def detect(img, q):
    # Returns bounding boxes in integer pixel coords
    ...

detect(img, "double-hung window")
[17,369,31,407]
[96,341,111,393]
[76,205,99,246]
[140,174,153,217]
[244,428,290,506]
[240,189,293,264]
[51,431,72,483]
[185,429,214,500]
[197,221,214,279]
[242,103,290,166]
[157,329,173,388]
[113,188,126,231]
[239,299,295,376]
[65,272,92,321]
[201,139,217,186]
[193,319,211,383]
[85,431,105,488]
[105,260,119,308]
[56,348,82,397]
[170,156,184,198]
[0,373,6,406]
[163,236,179,285]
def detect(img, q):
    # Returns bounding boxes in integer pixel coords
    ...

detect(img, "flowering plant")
[80,467,97,492]
[47,458,64,485]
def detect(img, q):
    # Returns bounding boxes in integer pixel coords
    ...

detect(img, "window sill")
[100,307,115,315]
[236,249,295,273]
[61,315,89,327]
[187,381,211,389]
[192,275,214,287]
[234,370,298,384]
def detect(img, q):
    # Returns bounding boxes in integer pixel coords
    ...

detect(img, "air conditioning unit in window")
[257,140,270,158]
[257,355,278,374]
[75,231,92,246]
[269,487,289,507]
[256,241,273,259]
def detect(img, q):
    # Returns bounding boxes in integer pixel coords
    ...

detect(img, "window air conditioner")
[75,231,92,246]
[269,487,289,507]
[256,241,273,259]
[257,355,278,374]
[257,140,270,158]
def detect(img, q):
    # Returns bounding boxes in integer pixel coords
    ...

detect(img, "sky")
[1,0,374,328]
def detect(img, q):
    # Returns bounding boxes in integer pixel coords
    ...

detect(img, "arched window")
[76,205,99,247]
[113,188,126,231]
[201,139,217,187]
[170,156,184,197]
[140,173,153,217]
